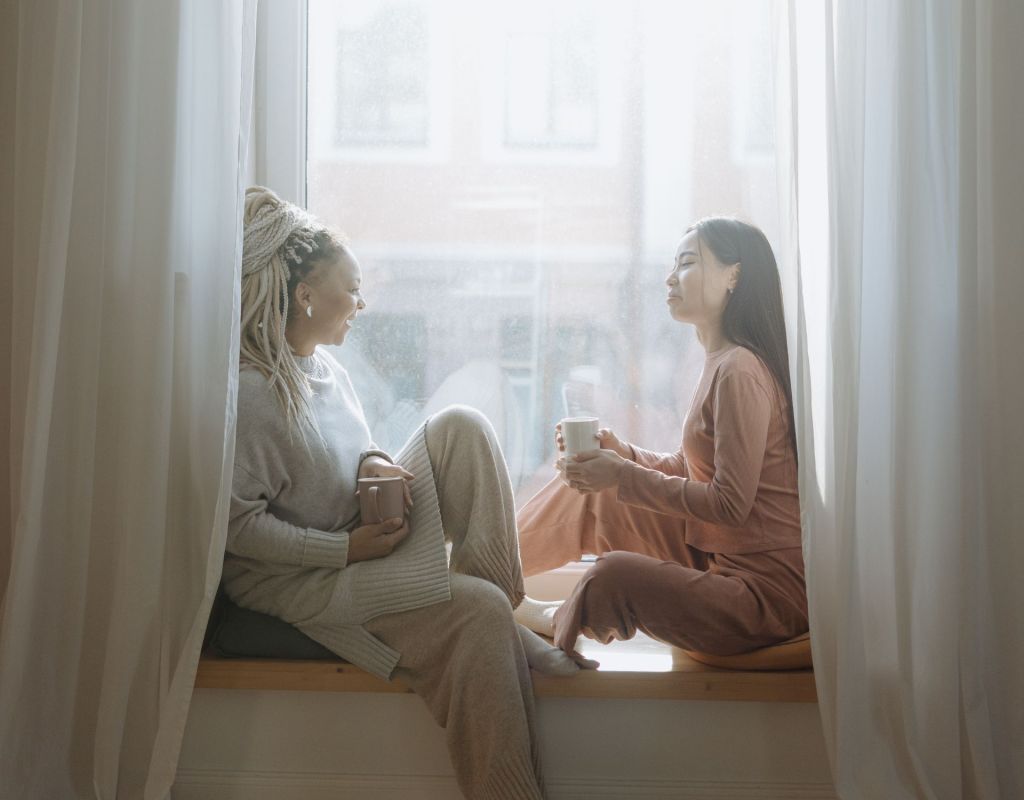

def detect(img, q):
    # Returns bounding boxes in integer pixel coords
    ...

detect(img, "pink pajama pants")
[517,477,808,656]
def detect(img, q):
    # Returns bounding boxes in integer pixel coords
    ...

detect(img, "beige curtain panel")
[0,1,256,797]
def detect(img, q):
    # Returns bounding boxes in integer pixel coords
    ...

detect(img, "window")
[279,0,784,508]
[306,0,452,162]
[333,6,429,147]
[503,20,599,148]
[477,1,623,165]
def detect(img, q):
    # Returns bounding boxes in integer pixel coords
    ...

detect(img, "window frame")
[253,0,308,206]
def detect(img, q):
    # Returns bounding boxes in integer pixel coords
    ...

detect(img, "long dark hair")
[690,217,797,462]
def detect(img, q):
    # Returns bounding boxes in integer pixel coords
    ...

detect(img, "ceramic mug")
[560,416,600,457]
[358,476,406,524]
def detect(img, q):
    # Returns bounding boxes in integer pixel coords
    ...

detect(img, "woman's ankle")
[513,597,561,637]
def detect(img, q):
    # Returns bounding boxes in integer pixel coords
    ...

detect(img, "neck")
[696,322,731,354]
[285,324,316,357]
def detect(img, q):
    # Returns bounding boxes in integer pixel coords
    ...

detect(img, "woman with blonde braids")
[225,186,589,800]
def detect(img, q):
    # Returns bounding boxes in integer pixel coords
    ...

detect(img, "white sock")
[516,624,581,676]
[512,596,561,637]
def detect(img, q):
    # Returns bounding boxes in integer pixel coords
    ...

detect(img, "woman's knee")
[589,551,647,582]
[555,552,649,645]
[449,573,513,618]
[427,405,495,443]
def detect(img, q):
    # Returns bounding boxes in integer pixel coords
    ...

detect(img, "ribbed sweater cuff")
[302,529,350,569]
[359,448,393,467]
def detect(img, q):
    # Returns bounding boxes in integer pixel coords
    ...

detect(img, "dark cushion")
[205,588,338,660]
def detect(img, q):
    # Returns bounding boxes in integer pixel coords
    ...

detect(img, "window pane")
[325,3,429,146]
[307,0,783,504]
[504,21,598,148]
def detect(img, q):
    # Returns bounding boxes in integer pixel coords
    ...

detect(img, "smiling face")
[294,246,365,348]
[665,229,737,327]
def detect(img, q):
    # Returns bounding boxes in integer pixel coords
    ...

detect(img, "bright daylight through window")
[306,0,781,506]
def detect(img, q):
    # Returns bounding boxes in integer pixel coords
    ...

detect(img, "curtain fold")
[0,2,256,798]
[780,0,1024,797]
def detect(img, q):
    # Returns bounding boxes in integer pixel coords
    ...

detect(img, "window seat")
[195,633,817,703]
[185,641,831,799]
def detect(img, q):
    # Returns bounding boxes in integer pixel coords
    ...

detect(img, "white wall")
[175,689,836,799]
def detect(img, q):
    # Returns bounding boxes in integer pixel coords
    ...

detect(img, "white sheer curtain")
[0,2,255,797]
[780,1,1024,797]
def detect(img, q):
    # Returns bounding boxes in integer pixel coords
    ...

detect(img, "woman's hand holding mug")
[595,428,631,460]
[348,517,409,563]
[561,449,626,494]
[555,422,631,461]
[351,455,414,562]
[358,455,415,510]
[556,418,631,493]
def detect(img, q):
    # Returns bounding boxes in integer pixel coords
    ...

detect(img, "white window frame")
[253,0,308,206]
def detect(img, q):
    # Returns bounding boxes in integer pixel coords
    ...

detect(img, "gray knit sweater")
[224,349,450,678]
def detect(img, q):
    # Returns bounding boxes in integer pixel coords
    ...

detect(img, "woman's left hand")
[560,449,626,494]
[359,456,415,509]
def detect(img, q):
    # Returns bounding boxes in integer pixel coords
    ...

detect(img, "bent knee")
[449,573,513,617]
[586,550,653,589]
[427,404,495,440]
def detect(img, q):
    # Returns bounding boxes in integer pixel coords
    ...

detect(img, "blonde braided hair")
[240,186,347,441]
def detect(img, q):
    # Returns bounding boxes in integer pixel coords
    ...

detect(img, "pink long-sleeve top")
[617,344,801,555]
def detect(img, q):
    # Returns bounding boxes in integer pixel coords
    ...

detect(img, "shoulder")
[714,346,775,399]
[236,366,289,432]
[238,365,278,404]
[234,367,299,484]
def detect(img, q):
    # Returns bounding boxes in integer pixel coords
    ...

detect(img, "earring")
[306,305,313,319]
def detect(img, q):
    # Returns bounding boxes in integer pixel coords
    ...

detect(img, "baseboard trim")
[174,769,459,800]
[547,776,837,799]
[174,768,837,799]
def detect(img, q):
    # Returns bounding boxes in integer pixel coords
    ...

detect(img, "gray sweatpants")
[365,406,545,800]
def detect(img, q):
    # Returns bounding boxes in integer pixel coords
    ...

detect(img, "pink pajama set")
[517,344,808,656]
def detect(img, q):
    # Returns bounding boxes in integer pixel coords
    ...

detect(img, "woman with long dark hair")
[513,217,807,658]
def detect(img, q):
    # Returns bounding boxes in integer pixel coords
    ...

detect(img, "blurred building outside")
[306,0,780,503]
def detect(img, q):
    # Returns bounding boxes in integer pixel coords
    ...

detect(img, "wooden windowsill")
[195,634,817,703]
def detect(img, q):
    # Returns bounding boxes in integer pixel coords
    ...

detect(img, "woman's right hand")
[348,517,409,563]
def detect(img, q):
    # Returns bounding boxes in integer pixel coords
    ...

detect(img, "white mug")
[561,416,599,457]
